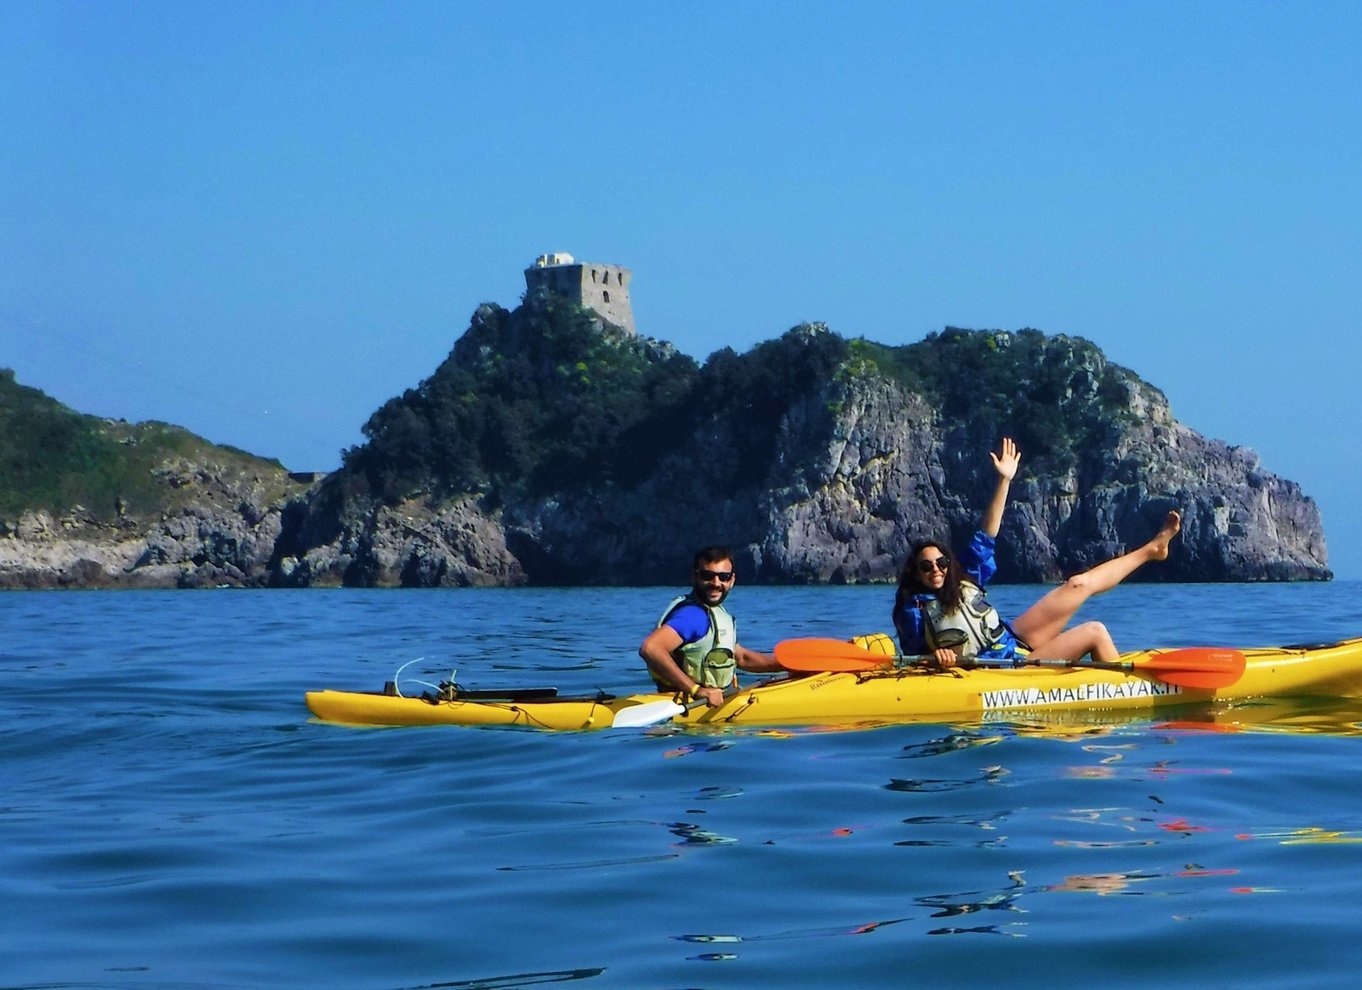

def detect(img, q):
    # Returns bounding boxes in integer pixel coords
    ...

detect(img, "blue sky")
[3,2,1360,576]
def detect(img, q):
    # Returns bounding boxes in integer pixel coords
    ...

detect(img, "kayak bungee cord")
[389,656,450,698]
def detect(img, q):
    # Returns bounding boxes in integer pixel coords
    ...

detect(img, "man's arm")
[735,643,780,673]
[639,625,689,691]
[640,624,727,707]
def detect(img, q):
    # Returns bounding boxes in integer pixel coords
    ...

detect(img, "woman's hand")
[933,648,960,669]
[981,437,1019,537]
[989,437,1020,481]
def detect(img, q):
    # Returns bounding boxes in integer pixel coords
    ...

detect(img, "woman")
[892,437,1181,666]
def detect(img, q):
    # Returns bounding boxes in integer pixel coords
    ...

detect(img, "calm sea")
[5,582,1362,990]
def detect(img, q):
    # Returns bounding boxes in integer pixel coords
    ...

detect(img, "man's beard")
[698,584,730,607]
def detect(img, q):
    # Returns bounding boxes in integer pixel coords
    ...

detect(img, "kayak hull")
[305,637,1362,730]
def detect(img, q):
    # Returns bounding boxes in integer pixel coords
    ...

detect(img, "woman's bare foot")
[1148,510,1181,560]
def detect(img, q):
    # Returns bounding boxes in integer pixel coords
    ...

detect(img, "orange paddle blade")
[774,638,891,672]
[1134,648,1246,689]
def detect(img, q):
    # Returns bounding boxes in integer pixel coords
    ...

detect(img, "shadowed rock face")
[0,318,1330,589]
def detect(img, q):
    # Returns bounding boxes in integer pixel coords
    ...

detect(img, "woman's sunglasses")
[917,556,951,574]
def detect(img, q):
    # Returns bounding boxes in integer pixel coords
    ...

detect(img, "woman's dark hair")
[893,540,964,617]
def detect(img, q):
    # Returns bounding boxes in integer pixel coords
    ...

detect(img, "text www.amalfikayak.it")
[980,680,1182,709]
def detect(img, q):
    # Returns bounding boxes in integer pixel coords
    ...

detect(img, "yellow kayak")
[305,636,1362,730]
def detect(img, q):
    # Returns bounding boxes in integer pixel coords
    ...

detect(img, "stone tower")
[523,252,635,335]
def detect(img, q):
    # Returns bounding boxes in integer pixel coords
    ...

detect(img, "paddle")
[612,687,736,729]
[775,638,929,673]
[774,637,1246,689]
[1018,651,1246,689]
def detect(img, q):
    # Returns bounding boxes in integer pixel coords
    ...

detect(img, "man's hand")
[693,685,726,707]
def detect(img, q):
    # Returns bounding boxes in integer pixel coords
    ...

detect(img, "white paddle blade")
[612,699,685,728]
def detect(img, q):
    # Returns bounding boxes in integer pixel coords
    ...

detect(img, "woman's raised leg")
[1012,510,1180,654]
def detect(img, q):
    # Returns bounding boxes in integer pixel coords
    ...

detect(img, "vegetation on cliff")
[342,302,689,500]
[337,307,1145,508]
[0,368,288,525]
[845,328,1142,477]
[341,301,852,502]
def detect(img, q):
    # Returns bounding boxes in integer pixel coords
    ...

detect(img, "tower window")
[603,291,611,303]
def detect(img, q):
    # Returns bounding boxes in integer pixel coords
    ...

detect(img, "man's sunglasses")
[696,569,735,582]
[917,556,951,574]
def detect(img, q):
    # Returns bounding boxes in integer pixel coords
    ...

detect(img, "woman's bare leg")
[1013,511,1180,655]
[1030,620,1119,663]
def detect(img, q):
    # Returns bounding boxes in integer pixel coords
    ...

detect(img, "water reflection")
[966,695,1362,740]
[898,731,1003,758]
[885,765,1008,792]
[661,741,732,758]
[692,785,744,800]
[667,820,738,846]
[1044,871,1157,895]
[895,811,1010,849]
[399,967,605,988]
[672,918,908,960]
[1235,826,1362,844]
[917,870,1027,937]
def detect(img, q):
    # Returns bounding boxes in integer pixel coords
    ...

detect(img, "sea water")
[4,582,1362,989]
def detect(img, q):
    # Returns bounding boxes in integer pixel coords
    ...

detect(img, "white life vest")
[657,595,738,687]
[922,581,1009,658]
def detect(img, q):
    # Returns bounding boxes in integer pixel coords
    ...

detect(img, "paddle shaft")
[773,637,1245,688]
[810,653,1141,674]
[859,652,1240,691]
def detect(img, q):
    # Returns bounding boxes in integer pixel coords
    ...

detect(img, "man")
[638,545,780,707]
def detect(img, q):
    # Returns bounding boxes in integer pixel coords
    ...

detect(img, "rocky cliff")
[0,310,1332,588]
[0,455,313,589]
[263,309,1330,587]
[0,370,313,588]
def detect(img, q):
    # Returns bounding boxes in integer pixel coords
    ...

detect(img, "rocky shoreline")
[0,458,310,589]
[0,385,1330,591]
[1,322,1332,589]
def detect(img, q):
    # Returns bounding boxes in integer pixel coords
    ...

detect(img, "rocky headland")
[0,305,1331,589]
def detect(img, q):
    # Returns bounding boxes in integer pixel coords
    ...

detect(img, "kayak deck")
[305,637,1362,731]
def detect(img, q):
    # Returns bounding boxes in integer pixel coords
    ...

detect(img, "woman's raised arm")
[980,437,1019,538]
